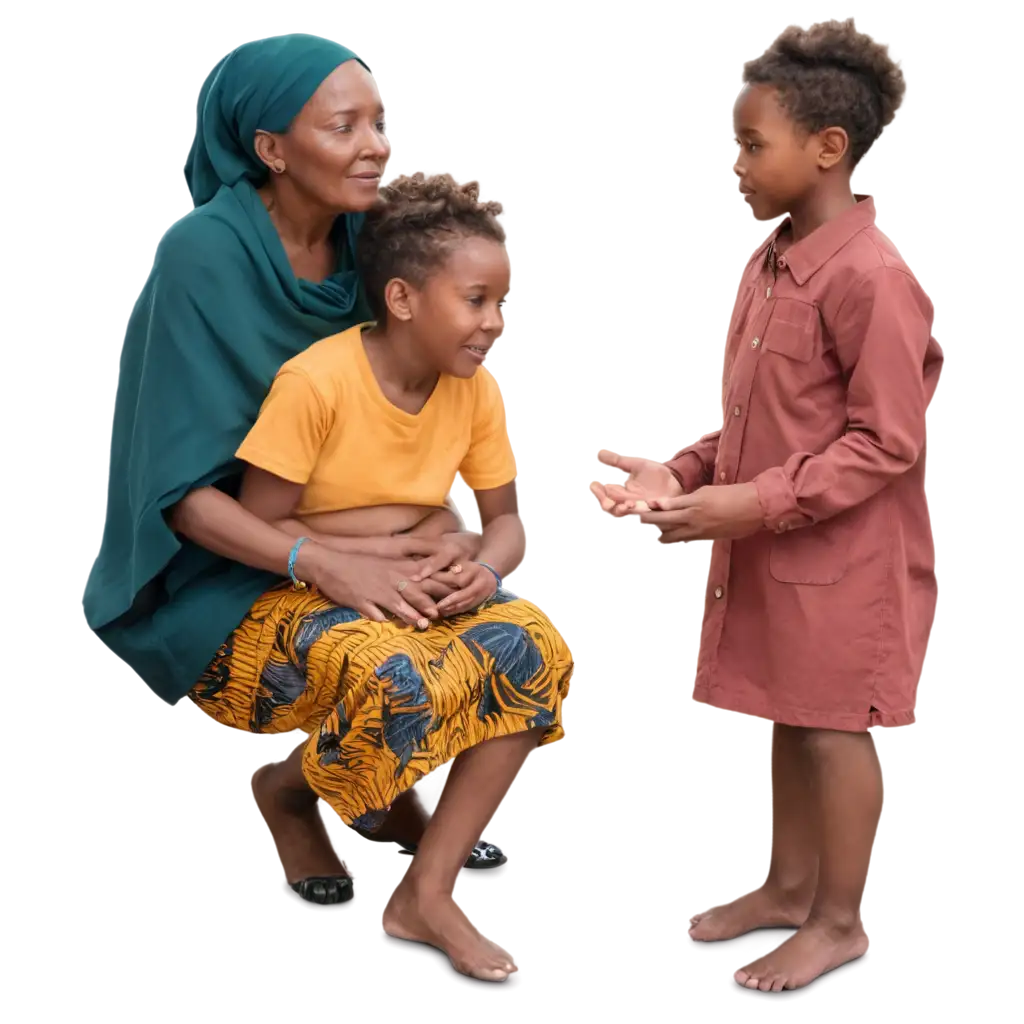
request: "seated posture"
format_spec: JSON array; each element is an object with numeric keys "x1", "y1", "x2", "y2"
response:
[{"x1": 197, "y1": 172, "x2": 572, "y2": 982}]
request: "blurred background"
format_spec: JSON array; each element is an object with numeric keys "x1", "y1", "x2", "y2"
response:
[{"x1": 2, "y1": 4, "x2": 1024, "y2": 1019}]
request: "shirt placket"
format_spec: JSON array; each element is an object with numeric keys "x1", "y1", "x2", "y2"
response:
[{"x1": 702, "y1": 262, "x2": 775, "y2": 684}]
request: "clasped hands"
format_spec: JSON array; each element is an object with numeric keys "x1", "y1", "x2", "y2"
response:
[
  {"x1": 590, "y1": 450, "x2": 764, "y2": 542},
  {"x1": 310, "y1": 531, "x2": 497, "y2": 629}
]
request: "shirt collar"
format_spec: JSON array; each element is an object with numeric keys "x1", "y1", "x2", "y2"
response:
[{"x1": 755, "y1": 196, "x2": 877, "y2": 285}]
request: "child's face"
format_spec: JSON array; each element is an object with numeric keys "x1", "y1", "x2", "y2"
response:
[
  {"x1": 407, "y1": 236, "x2": 511, "y2": 379},
  {"x1": 733, "y1": 84, "x2": 821, "y2": 221}
]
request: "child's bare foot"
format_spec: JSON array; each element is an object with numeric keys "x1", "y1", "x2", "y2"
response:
[
  {"x1": 689, "y1": 884, "x2": 813, "y2": 941},
  {"x1": 252, "y1": 763, "x2": 349, "y2": 884},
  {"x1": 383, "y1": 878, "x2": 517, "y2": 982},
  {"x1": 734, "y1": 919, "x2": 869, "y2": 992}
]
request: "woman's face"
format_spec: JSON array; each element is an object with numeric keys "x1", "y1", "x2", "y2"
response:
[{"x1": 265, "y1": 62, "x2": 391, "y2": 213}]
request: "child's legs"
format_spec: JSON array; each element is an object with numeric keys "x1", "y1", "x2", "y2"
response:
[
  {"x1": 383, "y1": 729, "x2": 543, "y2": 981},
  {"x1": 767, "y1": 723, "x2": 820, "y2": 895},
  {"x1": 405, "y1": 729, "x2": 542, "y2": 892},
  {"x1": 801, "y1": 728, "x2": 882, "y2": 924},
  {"x1": 689, "y1": 722, "x2": 818, "y2": 941},
  {"x1": 735, "y1": 727, "x2": 880, "y2": 992}
]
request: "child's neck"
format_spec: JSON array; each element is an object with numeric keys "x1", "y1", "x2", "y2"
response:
[
  {"x1": 362, "y1": 323, "x2": 440, "y2": 398},
  {"x1": 787, "y1": 176, "x2": 858, "y2": 242}
]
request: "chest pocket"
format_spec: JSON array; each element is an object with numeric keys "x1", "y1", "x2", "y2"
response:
[{"x1": 763, "y1": 298, "x2": 818, "y2": 363}]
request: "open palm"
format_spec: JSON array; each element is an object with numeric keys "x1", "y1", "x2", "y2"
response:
[{"x1": 590, "y1": 449, "x2": 683, "y2": 517}]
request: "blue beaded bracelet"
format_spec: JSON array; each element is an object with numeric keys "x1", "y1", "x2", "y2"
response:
[
  {"x1": 288, "y1": 536, "x2": 311, "y2": 590},
  {"x1": 478, "y1": 562, "x2": 502, "y2": 590}
]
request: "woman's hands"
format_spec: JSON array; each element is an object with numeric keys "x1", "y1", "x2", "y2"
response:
[
  {"x1": 300, "y1": 532, "x2": 498, "y2": 627},
  {"x1": 300, "y1": 547, "x2": 444, "y2": 627}
]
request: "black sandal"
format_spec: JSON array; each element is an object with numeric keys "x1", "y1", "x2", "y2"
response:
[
  {"x1": 284, "y1": 835, "x2": 507, "y2": 909},
  {"x1": 396, "y1": 840, "x2": 508, "y2": 870},
  {"x1": 289, "y1": 875, "x2": 354, "y2": 905}
]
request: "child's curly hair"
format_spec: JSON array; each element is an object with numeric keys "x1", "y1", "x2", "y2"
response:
[
  {"x1": 356, "y1": 173, "x2": 506, "y2": 320},
  {"x1": 744, "y1": 19, "x2": 905, "y2": 165}
]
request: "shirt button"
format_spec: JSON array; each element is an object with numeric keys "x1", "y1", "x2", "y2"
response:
[
  {"x1": 719, "y1": 471, "x2": 727, "y2": 481},
  {"x1": 752, "y1": 337, "x2": 760, "y2": 349},
  {"x1": 733, "y1": 406, "x2": 742, "y2": 417},
  {"x1": 714, "y1": 586, "x2": 724, "y2": 599},
  {"x1": 778, "y1": 257, "x2": 787, "y2": 269},
  {"x1": 766, "y1": 286, "x2": 772, "y2": 298}
]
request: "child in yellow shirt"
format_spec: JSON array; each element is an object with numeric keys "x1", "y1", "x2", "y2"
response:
[{"x1": 209, "y1": 174, "x2": 572, "y2": 984}]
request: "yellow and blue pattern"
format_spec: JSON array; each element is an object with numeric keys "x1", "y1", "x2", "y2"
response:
[{"x1": 191, "y1": 584, "x2": 572, "y2": 826}]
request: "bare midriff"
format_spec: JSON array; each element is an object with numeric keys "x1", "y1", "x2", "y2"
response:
[{"x1": 301, "y1": 503, "x2": 461, "y2": 539}]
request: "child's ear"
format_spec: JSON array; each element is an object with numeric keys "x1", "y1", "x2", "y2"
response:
[
  {"x1": 817, "y1": 126, "x2": 850, "y2": 170},
  {"x1": 384, "y1": 278, "x2": 415, "y2": 322}
]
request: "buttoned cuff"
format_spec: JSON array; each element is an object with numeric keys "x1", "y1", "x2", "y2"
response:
[
  {"x1": 665, "y1": 451, "x2": 707, "y2": 493},
  {"x1": 754, "y1": 466, "x2": 806, "y2": 533}
]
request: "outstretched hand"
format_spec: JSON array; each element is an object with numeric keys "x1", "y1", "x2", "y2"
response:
[
  {"x1": 590, "y1": 450, "x2": 684, "y2": 517},
  {"x1": 633, "y1": 483, "x2": 765, "y2": 543}
]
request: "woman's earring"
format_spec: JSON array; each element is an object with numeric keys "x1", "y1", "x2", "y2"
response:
[{"x1": 272, "y1": 160, "x2": 286, "y2": 174}]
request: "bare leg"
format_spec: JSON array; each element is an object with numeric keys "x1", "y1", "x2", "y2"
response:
[
  {"x1": 383, "y1": 729, "x2": 542, "y2": 982},
  {"x1": 735, "y1": 729, "x2": 880, "y2": 992},
  {"x1": 256, "y1": 753, "x2": 428, "y2": 880},
  {"x1": 690, "y1": 723, "x2": 818, "y2": 940}
]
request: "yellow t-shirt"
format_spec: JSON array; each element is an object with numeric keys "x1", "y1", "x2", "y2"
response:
[{"x1": 236, "y1": 325, "x2": 517, "y2": 515}]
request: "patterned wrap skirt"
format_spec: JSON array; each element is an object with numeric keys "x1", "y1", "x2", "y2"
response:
[{"x1": 190, "y1": 584, "x2": 573, "y2": 829}]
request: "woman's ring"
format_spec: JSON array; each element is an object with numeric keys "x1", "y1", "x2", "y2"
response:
[
  {"x1": 397, "y1": 579, "x2": 408, "y2": 592},
  {"x1": 451, "y1": 564, "x2": 463, "y2": 575}
]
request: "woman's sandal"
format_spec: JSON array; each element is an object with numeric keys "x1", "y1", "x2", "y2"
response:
[
  {"x1": 289, "y1": 875, "x2": 354, "y2": 905},
  {"x1": 289, "y1": 840, "x2": 506, "y2": 904},
  {"x1": 396, "y1": 839, "x2": 508, "y2": 869}
]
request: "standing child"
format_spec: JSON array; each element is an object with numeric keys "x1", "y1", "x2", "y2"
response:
[{"x1": 592, "y1": 20, "x2": 942, "y2": 991}]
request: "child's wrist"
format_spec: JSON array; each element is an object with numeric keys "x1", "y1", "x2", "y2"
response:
[{"x1": 476, "y1": 561, "x2": 503, "y2": 590}]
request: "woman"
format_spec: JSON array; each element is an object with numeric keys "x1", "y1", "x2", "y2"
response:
[{"x1": 84, "y1": 35, "x2": 570, "y2": 979}]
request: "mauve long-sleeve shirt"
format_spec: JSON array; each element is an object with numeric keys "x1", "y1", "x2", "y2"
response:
[{"x1": 668, "y1": 198, "x2": 942, "y2": 730}]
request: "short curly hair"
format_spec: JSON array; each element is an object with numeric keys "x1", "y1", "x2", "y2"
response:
[
  {"x1": 356, "y1": 173, "x2": 506, "y2": 321},
  {"x1": 744, "y1": 19, "x2": 905, "y2": 165}
]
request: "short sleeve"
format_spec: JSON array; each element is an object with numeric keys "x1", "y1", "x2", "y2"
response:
[
  {"x1": 235, "y1": 368, "x2": 333, "y2": 484},
  {"x1": 458, "y1": 368, "x2": 517, "y2": 490}
]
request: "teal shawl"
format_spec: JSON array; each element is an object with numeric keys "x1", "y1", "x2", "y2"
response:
[{"x1": 84, "y1": 35, "x2": 374, "y2": 703}]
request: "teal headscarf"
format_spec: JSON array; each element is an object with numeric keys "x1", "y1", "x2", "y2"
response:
[
  {"x1": 83, "y1": 35, "x2": 374, "y2": 704},
  {"x1": 185, "y1": 34, "x2": 369, "y2": 206}
]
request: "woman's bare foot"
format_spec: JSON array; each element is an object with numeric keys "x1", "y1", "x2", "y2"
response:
[
  {"x1": 734, "y1": 919, "x2": 869, "y2": 992},
  {"x1": 689, "y1": 883, "x2": 813, "y2": 941},
  {"x1": 383, "y1": 878, "x2": 517, "y2": 982},
  {"x1": 252, "y1": 763, "x2": 349, "y2": 883}
]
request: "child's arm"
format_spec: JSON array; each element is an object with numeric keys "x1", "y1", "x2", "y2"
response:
[
  {"x1": 430, "y1": 482, "x2": 523, "y2": 617},
  {"x1": 753, "y1": 267, "x2": 940, "y2": 531},
  {"x1": 472, "y1": 483, "x2": 525, "y2": 579},
  {"x1": 665, "y1": 431, "x2": 722, "y2": 493}
]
